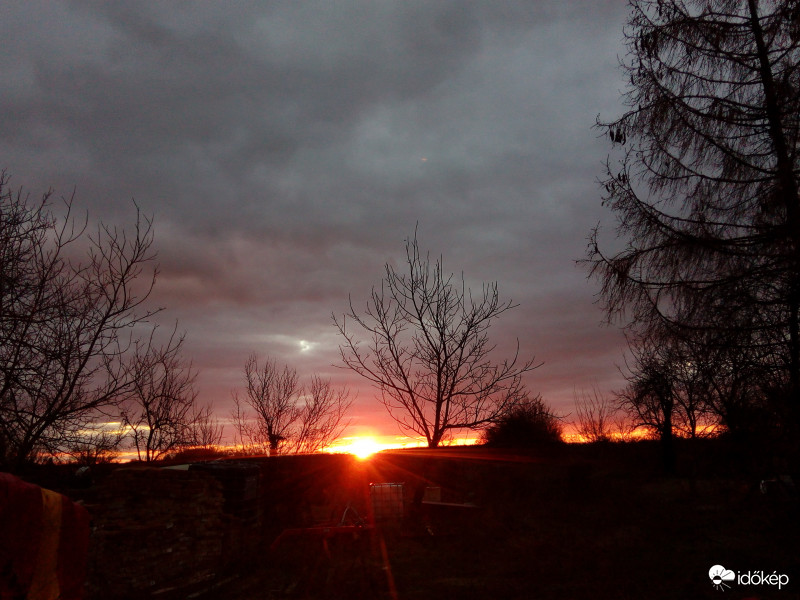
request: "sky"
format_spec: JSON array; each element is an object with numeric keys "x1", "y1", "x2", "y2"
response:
[{"x1": 0, "y1": 1, "x2": 632, "y2": 444}]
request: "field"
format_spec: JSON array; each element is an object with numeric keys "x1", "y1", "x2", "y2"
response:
[
  {"x1": 16, "y1": 440, "x2": 796, "y2": 599},
  {"x1": 211, "y1": 441, "x2": 798, "y2": 600}
]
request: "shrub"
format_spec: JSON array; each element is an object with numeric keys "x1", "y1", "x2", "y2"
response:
[{"x1": 482, "y1": 397, "x2": 563, "y2": 447}]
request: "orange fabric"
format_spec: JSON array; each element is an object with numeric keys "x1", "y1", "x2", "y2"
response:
[
  {"x1": 26, "y1": 488, "x2": 62, "y2": 600},
  {"x1": 0, "y1": 474, "x2": 89, "y2": 600},
  {"x1": 56, "y1": 493, "x2": 90, "y2": 600},
  {"x1": 0, "y1": 472, "x2": 43, "y2": 599}
]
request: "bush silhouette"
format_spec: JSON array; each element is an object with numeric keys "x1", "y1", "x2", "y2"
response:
[{"x1": 482, "y1": 397, "x2": 562, "y2": 447}]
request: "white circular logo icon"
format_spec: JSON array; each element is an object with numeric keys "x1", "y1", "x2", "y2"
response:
[{"x1": 709, "y1": 565, "x2": 735, "y2": 591}]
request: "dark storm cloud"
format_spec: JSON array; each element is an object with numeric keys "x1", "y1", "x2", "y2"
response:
[{"x1": 0, "y1": 1, "x2": 630, "y2": 429}]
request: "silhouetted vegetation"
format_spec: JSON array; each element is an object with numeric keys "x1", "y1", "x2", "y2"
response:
[
  {"x1": 587, "y1": 0, "x2": 800, "y2": 469},
  {"x1": 231, "y1": 354, "x2": 352, "y2": 455},
  {"x1": 0, "y1": 173, "x2": 160, "y2": 469},
  {"x1": 168, "y1": 446, "x2": 230, "y2": 463},
  {"x1": 573, "y1": 386, "x2": 618, "y2": 442},
  {"x1": 120, "y1": 328, "x2": 203, "y2": 462},
  {"x1": 336, "y1": 230, "x2": 539, "y2": 447},
  {"x1": 0, "y1": 172, "x2": 226, "y2": 470},
  {"x1": 481, "y1": 396, "x2": 562, "y2": 447}
]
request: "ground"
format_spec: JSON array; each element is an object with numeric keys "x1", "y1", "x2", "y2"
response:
[{"x1": 210, "y1": 442, "x2": 799, "y2": 600}]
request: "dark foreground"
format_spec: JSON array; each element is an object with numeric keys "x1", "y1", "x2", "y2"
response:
[
  {"x1": 20, "y1": 441, "x2": 799, "y2": 600},
  {"x1": 209, "y1": 442, "x2": 798, "y2": 600}
]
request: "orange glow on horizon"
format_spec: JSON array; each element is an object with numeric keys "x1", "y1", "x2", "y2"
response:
[
  {"x1": 323, "y1": 434, "x2": 481, "y2": 457},
  {"x1": 324, "y1": 435, "x2": 423, "y2": 457},
  {"x1": 335, "y1": 436, "x2": 384, "y2": 459},
  {"x1": 562, "y1": 422, "x2": 721, "y2": 443}
]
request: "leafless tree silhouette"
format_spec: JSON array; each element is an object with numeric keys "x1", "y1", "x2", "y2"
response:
[
  {"x1": 64, "y1": 422, "x2": 125, "y2": 466},
  {"x1": 232, "y1": 354, "x2": 351, "y2": 454},
  {"x1": 619, "y1": 336, "x2": 679, "y2": 472},
  {"x1": 289, "y1": 374, "x2": 352, "y2": 454},
  {"x1": 121, "y1": 329, "x2": 200, "y2": 462},
  {"x1": 188, "y1": 404, "x2": 225, "y2": 450},
  {"x1": 0, "y1": 173, "x2": 159, "y2": 468},
  {"x1": 232, "y1": 355, "x2": 300, "y2": 454},
  {"x1": 573, "y1": 386, "x2": 617, "y2": 442},
  {"x1": 335, "y1": 231, "x2": 538, "y2": 447},
  {"x1": 586, "y1": 0, "x2": 800, "y2": 436}
]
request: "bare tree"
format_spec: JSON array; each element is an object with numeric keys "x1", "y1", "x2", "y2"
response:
[
  {"x1": 689, "y1": 333, "x2": 776, "y2": 438},
  {"x1": 619, "y1": 335, "x2": 678, "y2": 473},
  {"x1": 335, "y1": 231, "x2": 538, "y2": 447},
  {"x1": 289, "y1": 374, "x2": 352, "y2": 454},
  {"x1": 188, "y1": 404, "x2": 225, "y2": 449},
  {"x1": 573, "y1": 386, "x2": 617, "y2": 442},
  {"x1": 586, "y1": 0, "x2": 800, "y2": 438},
  {"x1": 619, "y1": 330, "x2": 726, "y2": 461},
  {"x1": 612, "y1": 412, "x2": 639, "y2": 442},
  {"x1": 233, "y1": 354, "x2": 299, "y2": 454},
  {"x1": 0, "y1": 173, "x2": 159, "y2": 469},
  {"x1": 664, "y1": 339, "x2": 720, "y2": 438},
  {"x1": 232, "y1": 354, "x2": 351, "y2": 455},
  {"x1": 121, "y1": 330, "x2": 199, "y2": 463},
  {"x1": 64, "y1": 421, "x2": 125, "y2": 466},
  {"x1": 231, "y1": 395, "x2": 268, "y2": 456}
]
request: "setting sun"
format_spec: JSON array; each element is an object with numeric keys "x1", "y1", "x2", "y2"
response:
[
  {"x1": 343, "y1": 436, "x2": 383, "y2": 459},
  {"x1": 324, "y1": 435, "x2": 407, "y2": 459}
]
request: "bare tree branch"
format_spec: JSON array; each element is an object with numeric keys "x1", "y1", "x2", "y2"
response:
[
  {"x1": 573, "y1": 386, "x2": 618, "y2": 442},
  {"x1": 188, "y1": 404, "x2": 225, "y2": 450},
  {"x1": 289, "y1": 375, "x2": 352, "y2": 454},
  {"x1": 0, "y1": 173, "x2": 160, "y2": 468},
  {"x1": 585, "y1": 0, "x2": 800, "y2": 444},
  {"x1": 121, "y1": 328, "x2": 198, "y2": 463},
  {"x1": 335, "y1": 230, "x2": 539, "y2": 447},
  {"x1": 232, "y1": 354, "x2": 351, "y2": 455}
]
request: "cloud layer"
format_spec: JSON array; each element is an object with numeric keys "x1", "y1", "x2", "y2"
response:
[{"x1": 1, "y1": 1, "x2": 631, "y2": 439}]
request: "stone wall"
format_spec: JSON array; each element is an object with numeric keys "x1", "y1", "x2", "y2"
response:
[
  {"x1": 82, "y1": 454, "x2": 375, "y2": 598},
  {"x1": 85, "y1": 467, "x2": 226, "y2": 600}
]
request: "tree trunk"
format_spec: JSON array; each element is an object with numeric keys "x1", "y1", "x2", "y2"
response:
[
  {"x1": 661, "y1": 399, "x2": 676, "y2": 475},
  {"x1": 748, "y1": 0, "x2": 800, "y2": 408}
]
